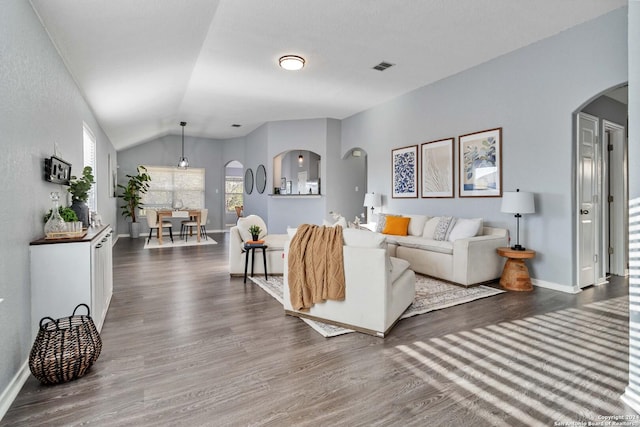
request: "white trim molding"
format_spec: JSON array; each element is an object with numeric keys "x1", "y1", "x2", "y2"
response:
[
  {"x1": 0, "y1": 360, "x2": 30, "y2": 420},
  {"x1": 531, "y1": 278, "x2": 582, "y2": 294}
]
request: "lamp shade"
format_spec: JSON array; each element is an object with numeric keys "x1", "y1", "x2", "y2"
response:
[
  {"x1": 501, "y1": 190, "x2": 535, "y2": 214},
  {"x1": 363, "y1": 193, "x2": 382, "y2": 208}
]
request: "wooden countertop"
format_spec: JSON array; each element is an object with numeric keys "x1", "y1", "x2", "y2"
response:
[{"x1": 30, "y1": 224, "x2": 111, "y2": 246}]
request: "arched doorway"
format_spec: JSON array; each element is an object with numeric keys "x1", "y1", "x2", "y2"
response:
[
  {"x1": 575, "y1": 84, "x2": 628, "y2": 288},
  {"x1": 224, "y1": 160, "x2": 244, "y2": 227}
]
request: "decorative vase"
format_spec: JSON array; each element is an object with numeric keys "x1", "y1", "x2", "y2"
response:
[
  {"x1": 44, "y1": 192, "x2": 67, "y2": 236},
  {"x1": 129, "y1": 222, "x2": 141, "y2": 239},
  {"x1": 71, "y1": 200, "x2": 90, "y2": 228}
]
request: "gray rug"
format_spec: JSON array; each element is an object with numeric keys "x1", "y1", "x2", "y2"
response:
[{"x1": 249, "y1": 274, "x2": 504, "y2": 337}]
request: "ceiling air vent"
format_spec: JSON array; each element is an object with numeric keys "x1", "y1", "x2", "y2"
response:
[{"x1": 372, "y1": 61, "x2": 395, "y2": 71}]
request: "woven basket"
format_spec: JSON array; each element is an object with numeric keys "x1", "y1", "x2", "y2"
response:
[{"x1": 29, "y1": 303, "x2": 102, "y2": 385}]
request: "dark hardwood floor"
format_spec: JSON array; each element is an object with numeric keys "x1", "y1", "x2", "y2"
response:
[{"x1": 2, "y1": 233, "x2": 634, "y2": 426}]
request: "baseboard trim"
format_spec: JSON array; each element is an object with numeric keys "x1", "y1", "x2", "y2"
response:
[
  {"x1": 531, "y1": 278, "x2": 581, "y2": 294},
  {"x1": 0, "y1": 360, "x2": 30, "y2": 421}
]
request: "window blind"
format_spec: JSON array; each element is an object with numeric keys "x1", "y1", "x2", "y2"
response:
[{"x1": 142, "y1": 166, "x2": 205, "y2": 209}]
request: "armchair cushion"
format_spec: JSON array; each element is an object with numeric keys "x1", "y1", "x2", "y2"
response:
[{"x1": 237, "y1": 215, "x2": 267, "y2": 241}]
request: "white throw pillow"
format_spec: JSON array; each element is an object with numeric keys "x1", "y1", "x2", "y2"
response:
[
  {"x1": 236, "y1": 215, "x2": 268, "y2": 241},
  {"x1": 322, "y1": 216, "x2": 348, "y2": 229},
  {"x1": 286, "y1": 227, "x2": 298, "y2": 239},
  {"x1": 405, "y1": 214, "x2": 429, "y2": 236},
  {"x1": 422, "y1": 216, "x2": 441, "y2": 238},
  {"x1": 448, "y1": 218, "x2": 483, "y2": 242}
]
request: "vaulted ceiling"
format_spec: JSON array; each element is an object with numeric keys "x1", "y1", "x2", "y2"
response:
[{"x1": 30, "y1": 0, "x2": 627, "y2": 150}]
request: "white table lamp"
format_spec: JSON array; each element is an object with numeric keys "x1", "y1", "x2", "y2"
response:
[
  {"x1": 363, "y1": 193, "x2": 382, "y2": 221},
  {"x1": 500, "y1": 189, "x2": 535, "y2": 250}
]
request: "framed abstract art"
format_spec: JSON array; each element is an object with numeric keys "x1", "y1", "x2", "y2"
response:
[
  {"x1": 459, "y1": 128, "x2": 502, "y2": 197},
  {"x1": 421, "y1": 138, "x2": 454, "y2": 198},
  {"x1": 391, "y1": 145, "x2": 418, "y2": 198}
]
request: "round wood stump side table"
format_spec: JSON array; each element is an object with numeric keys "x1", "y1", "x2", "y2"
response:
[{"x1": 496, "y1": 247, "x2": 536, "y2": 291}]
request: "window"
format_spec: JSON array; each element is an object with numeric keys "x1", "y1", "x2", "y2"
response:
[
  {"x1": 225, "y1": 161, "x2": 243, "y2": 212},
  {"x1": 83, "y1": 124, "x2": 97, "y2": 212},
  {"x1": 141, "y1": 166, "x2": 205, "y2": 210}
]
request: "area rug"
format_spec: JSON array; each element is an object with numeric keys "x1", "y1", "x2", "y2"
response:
[
  {"x1": 248, "y1": 274, "x2": 504, "y2": 337},
  {"x1": 143, "y1": 236, "x2": 217, "y2": 249}
]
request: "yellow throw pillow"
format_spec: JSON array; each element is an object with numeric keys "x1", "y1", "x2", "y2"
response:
[{"x1": 382, "y1": 216, "x2": 410, "y2": 236}]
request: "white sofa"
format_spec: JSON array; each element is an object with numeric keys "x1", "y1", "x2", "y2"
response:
[
  {"x1": 283, "y1": 229, "x2": 416, "y2": 337},
  {"x1": 229, "y1": 215, "x2": 288, "y2": 275},
  {"x1": 229, "y1": 213, "x2": 508, "y2": 287},
  {"x1": 379, "y1": 214, "x2": 508, "y2": 286}
]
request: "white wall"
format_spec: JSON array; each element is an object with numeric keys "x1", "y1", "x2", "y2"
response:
[
  {"x1": 341, "y1": 7, "x2": 628, "y2": 289},
  {"x1": 0, "y1": 0, "x2": 117, "y2": 408}
]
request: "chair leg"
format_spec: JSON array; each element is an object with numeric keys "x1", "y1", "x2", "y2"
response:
[
  {"x1": 169, "y1": 227, "x2": 174, "y2": 243},
  {"x1": 147, "y1": 227, "x2": 153, "y2": 244},
  {"x1": 201, "y1": 226, "x2": 207, "y2": 240}
]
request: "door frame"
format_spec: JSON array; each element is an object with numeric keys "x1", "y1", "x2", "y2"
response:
[{"x1": 602, "y1": 120, "x2": 628, "y2": 276}]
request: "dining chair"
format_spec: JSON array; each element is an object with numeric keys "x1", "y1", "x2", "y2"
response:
[
  {"x1": 146, "y1": 209, "x2": 174, "y2": 243},
  {"x1": 182, "y1": 208, "x2": 208, "y2": 241}
]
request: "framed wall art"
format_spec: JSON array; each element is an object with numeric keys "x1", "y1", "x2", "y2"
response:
[
  {"x1": 458, "y1": 127, "x2": 502, "y2": 197},
  {"x1": 391, "y1": 145, "x2": 418, "y2": 198},
  {"x1": 421, "y1": 138, "x2": 454, "y2": 198}
]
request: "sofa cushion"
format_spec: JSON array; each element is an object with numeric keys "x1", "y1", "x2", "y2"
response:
[
  {"x1": 389, "y1": 256, "x2": 411, "y2": 284},
  {"x1": 448, "y1": 218, "x2": 483, "y2": 242},
  {"x1": 375, "y1": 213, "x2": 401, "y2": 233},
  {"x1": 262, "y1": 233, "x2": 288, "y2": 251},
  {"x1": 343, "y1": 228, "x2": 386, "y2": 248},
  {"x1": 237, "y1": 215, "x2": 268, "y2": 241},
  {"x1": 389, "y1": 236, "x2": 454, "y2": 255},
  {"x1": 405, "y1": 214, "x2": 429, "y2": 236},
  {"x1": 382, "y1": 216, "x2": 410, "y2": 236},
  {"x1": 433, "y1": 216, "x2": 457, "y2": 241}
]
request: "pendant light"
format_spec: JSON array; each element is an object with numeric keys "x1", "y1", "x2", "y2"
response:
[
  {"x1": 177, "y1": 121, "x2": 189, "y2": 169},
  {"x1": 298, "y1": 151, "x2": 304, "y2": 167}
]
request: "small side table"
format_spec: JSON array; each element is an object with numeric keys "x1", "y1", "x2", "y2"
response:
[
  {"x1": 496, "y1": 247, "x2": 536, "y2": 291},
  {"x1": 244, "y1": 244, "x2": 268, "y2": 284}
]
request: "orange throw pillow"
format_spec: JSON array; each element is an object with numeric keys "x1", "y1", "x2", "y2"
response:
[{"x1": 382, "y1": 216, "x2": 410, "y2": 236}]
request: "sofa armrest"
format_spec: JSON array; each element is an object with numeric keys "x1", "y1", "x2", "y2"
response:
[{"x1": 452, "y1": 233, "x2": 508, "y2": 285}]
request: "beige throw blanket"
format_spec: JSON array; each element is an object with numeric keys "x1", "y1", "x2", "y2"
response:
[{"x1": 288, "y1": 224, "x2": 345, "y2": 311}]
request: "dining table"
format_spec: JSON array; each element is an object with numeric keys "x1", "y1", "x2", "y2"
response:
[{"x1": 156, "y1": 209, "x2": 202, "y2": 245}]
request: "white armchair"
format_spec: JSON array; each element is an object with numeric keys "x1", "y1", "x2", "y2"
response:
[
  {"x1": 228, "y1": 215, "x2": 289, "y2": 275},
  {"x1": 283, "y1": 228, "x2": 416, "y2": 338}
]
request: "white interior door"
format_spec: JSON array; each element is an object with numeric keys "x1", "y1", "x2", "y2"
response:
[{"x1": 577, "y1": 112, "x2": 600, "y2": 287}]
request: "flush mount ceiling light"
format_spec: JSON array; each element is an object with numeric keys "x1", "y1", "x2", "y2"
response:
[
  {"x1": 279, "y1": 55, "x2": 305, "y2": 71},
  {"x1": 177, "y1": 121, "x2": 189, "y2": 169}
]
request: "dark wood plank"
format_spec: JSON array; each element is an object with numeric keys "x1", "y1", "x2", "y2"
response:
[{"x1": 2, "y1": 233, "x2": 633, "y2": 426}]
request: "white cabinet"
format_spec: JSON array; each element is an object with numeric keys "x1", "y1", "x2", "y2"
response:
[{"x1": 30, "y1": 225, "x2": 113, "y2": 339}]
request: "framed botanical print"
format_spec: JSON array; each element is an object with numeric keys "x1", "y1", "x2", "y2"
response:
[
  {"x1": 391, "y1": 145, "x2": 418, "y2": 198},
  {"x1": 459, "y1": 128, "x2": 502, "y2": 197},
  {"x1": 421, "y1": 138, "x2": 454, "y2": 198}
]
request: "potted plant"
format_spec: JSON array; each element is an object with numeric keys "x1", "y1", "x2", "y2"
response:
[
  {"x1": 117, "y1": 165, "x2": 151, "y2": 238},
  {"x1": 249, "y1": 225, "x2": 262, "y2": 241},
  {"x1": 44, "y1": 206, "x2": 79, "y2": 223},
  {"x1": 67, "y1": 166, "x2": 94, "y2": 227}
]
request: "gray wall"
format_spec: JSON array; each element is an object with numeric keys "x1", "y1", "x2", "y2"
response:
[
  {"x1": 582, "y1": 94, "x2": 628, "y2": 126},
  {"x1": 0, "y1": 0, "x2": 117, "y2": 402},
  {"x1": 341, "y1": 7, "x2": 628, "y2": 290},
  {"x1": 116, "y1": 135, "x2": 245, "y2": 234}
]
